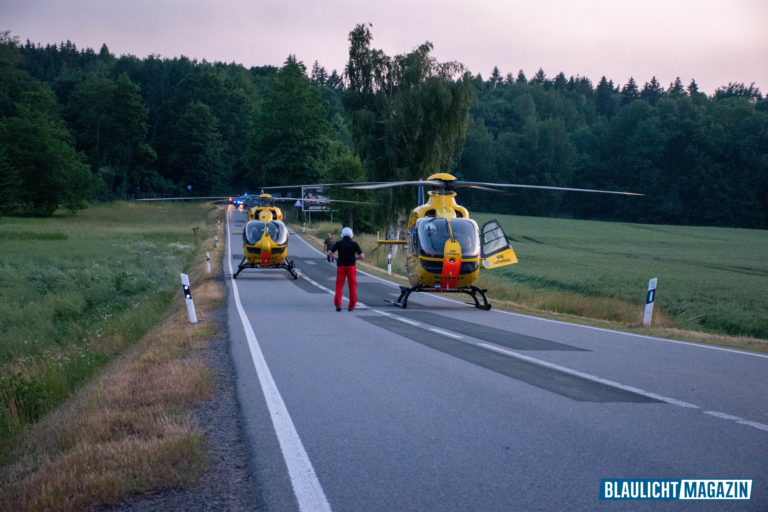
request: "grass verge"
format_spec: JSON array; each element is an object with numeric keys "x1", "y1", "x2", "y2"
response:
[{"x1": 0, "y1": 203, "x2": 227, "y2": 510}]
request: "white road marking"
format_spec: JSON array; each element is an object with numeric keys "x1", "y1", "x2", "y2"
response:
[
  {"x1": 301, "y1": 274, "x2": 333, "y2": 294},
  {"x1": 300, "y1": 268, "x2": 368, "y2": 309},
  {"x1": 227, "y1": 208, "x2": 332, "y2": 512},
  {"x1": 705, "y1": 411, "x2": 742, "y2": 421},
  {"x1": 429, "y1": 327, "x2": 464, "y2": 340},
  {"x1": 737, "y1": 420, "x2": 768, "y2": 432},
  {"x1": 395, "y1": 317, "x2": 420, "y2": 326}
]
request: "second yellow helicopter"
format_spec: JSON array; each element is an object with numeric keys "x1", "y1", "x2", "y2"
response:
[{"x1": 234, "y1": 194, "x2": 298, "y2": 279}]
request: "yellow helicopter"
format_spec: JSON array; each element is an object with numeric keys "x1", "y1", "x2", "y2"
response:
[
  {"x1": 350, "y1": 173, "x2": 642, "y2": 310},
  {"x1": 234, "y1": 193, "x2": 298, "y2": 279},
  {"x1": 233, "y1": 192, "x2": 372, "y2": 279}
]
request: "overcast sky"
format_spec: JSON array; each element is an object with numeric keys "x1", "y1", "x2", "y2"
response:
[{"x1": 3, "y1": 0, "x2": 767, "y2": 94}]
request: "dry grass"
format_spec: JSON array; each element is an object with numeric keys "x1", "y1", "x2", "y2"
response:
[{"x1": 0, "y1": 226, "x2": 227, "y2": 511}]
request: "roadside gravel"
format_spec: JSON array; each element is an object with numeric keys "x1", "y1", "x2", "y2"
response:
[{"x1": 106, "y1": 296, "x2": 260, "y2": 512}]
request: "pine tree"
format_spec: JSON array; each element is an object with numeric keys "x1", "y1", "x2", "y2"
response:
[
  {"x1": 310, "y1": 60, "x2": 328, "y2": 86},
  {"x1": 489, "y1": 66, "x2": 503, "y2": 88},
  {"x1": 668, "y1": 77, "x2": 685, "y2": 96},
  {"x1": 621, "y1": 77, "x2": 639, "y2": 105},
  {"x1": 596, "y1": 76, "x2": 617, "y2": 117},
  {"x1": 640, "y1": 76, "x2": 664, "y2": 105}
]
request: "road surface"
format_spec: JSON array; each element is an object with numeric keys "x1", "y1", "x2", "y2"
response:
[{"x1": 224, "y1": 206, "x2": 767, "y2": 511}]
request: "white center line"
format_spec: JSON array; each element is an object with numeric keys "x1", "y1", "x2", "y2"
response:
[
  {"x1": 429, "y1": 327, "x2": 464, "y2": 339},
  {"x1": 705, "y1": 411, "x2": 742, "y2": 421}
]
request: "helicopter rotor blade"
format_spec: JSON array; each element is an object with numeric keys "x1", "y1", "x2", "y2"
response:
[
  {"x1": 463, "y1": 185, "x2": 505, "y2": 192},
  {"x1": 135, "y1": 196, "x2": 232, "y2": 201},
  {"x1": 261, "y1": 197, "x2": 374, "y2": 204},
  {"x1": 347, "y1": 180, "x2": 444, "y2": 190},
  {"x1": 259, "y1": 182, "x2": 387, "y2": 190},
  {"x1": 453, "y1": 181, "x2": 644, "y2": 196}
]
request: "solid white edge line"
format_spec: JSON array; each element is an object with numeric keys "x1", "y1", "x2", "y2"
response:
[
  {"x1": 227, "y1": 207, "x2": 332, "y2": 512},
  {"x1": 292, "y1": 233, "x2": 768, "y2": 361}
]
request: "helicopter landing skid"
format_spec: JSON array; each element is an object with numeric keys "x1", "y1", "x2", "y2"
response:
[
  {"x1": 389, "y1": 284, "x2": 491, "y2": 310},
  {"x1": 233, "y1": 258, "x2": 299, "y2": 280}
]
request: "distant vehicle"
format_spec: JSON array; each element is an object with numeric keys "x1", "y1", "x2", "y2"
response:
[{"x1": 231, "y1": 192, "x2": 252, "y2": 208}]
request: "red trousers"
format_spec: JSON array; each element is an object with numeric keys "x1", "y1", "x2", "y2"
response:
[{"x1": 335, "y1": 265, "x2": 357, "y2": 310}]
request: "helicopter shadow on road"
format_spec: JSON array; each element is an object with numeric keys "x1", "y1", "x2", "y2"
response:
[
  {"x1": 227, "y1": 272, "x2": 292, "y2": 281},
  {"x1": 356, "y1": 280, "x2": 484, "y2": 312}
]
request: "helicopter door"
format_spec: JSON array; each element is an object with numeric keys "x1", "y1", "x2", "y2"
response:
[{"x1": 480, "y1": 220, "x2": 518, "y2": 269}]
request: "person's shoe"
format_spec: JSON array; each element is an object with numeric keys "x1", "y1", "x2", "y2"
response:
[
  {"x1": 336, "y1": 306, "x2": 341, "y2": 312},
  {"x1": 348, "y1": 307, "x2": 354, "y2": 312}
]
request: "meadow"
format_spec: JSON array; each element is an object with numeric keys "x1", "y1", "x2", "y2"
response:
[
  {"x1": 0, "y1": 201, "x2": 218, "y2": 443},
  {"x1": 307, "y1": 213, "x2": 768, "y2": 344}
]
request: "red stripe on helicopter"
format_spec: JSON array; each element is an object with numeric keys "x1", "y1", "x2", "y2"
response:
[
  {"x1": 261, "y1": 253, "x2": 271, "y2": 266},
  {"x1": 440, "y1": 257, "x2": 461, "y2": 289}
]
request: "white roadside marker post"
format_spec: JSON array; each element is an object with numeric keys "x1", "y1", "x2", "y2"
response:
[
  {"x1": 215, "y1": 235, "x2": 219, "y2": 248},
  {"x1": 206, "y1": 252, "x2": 211, "y2": 274},
  {"x1": 643, "y1": 278, "x2": 657, "y2": 327},
  {"x1": 387, "y1": 251, "x2": 392, "y2": 275},
  {"x1": 181, "y1": 273, "x2": 198, "y2": 324}
]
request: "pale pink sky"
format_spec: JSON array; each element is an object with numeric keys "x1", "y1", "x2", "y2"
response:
[{"x1": 2, "y1": 0, "x2": 766, "y2": 94}]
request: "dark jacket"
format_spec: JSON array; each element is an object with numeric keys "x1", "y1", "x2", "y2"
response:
[{"x1": 330, "y1": 238, "x2": 362, "y2": 266}]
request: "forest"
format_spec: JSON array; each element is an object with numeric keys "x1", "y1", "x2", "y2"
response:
[{"x1": 1, "y1": 25, "x2": 766, "y2": 228}]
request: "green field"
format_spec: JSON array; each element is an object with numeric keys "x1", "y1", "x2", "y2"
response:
[
  {"x1": 471, "y1": 213, "x2": 768, "y2": 339},
  {"x1": 0, "y1": 202, "x2": 217, "y2": 441}
]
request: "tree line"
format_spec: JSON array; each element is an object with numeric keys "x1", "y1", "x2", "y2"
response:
[{"x1": 0, "y1": 27, "x2": 766, "y2": 228}]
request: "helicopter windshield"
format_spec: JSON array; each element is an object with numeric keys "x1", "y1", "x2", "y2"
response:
[
  {"x1": 266, "y1": 220, "x2": 289, "y2": 245},
  {"x1": 416, "y1": 218, "x2": 479, "y2": 258},
  {"x1": 244, "y1": 220, "x2": 266, "y2": 245},
  {"x1": 244, "y1": 220, "x2": 288, "y2": 245}
]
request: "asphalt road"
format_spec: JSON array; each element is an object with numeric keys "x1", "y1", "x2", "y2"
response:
[{"x1": 224, "y1": 206, "x2": 768, "y2": 511}]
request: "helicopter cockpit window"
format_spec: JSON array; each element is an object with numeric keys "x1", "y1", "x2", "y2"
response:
[
  {"x1": 416, "y1": 218, "x2": 479, "y2": 258},
  {"x1": 244, "y1": 221, "x2": 266, "y2": 245},
  {"x1": 266, "y1": 220, "x2": 289, "y2": 245}
]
